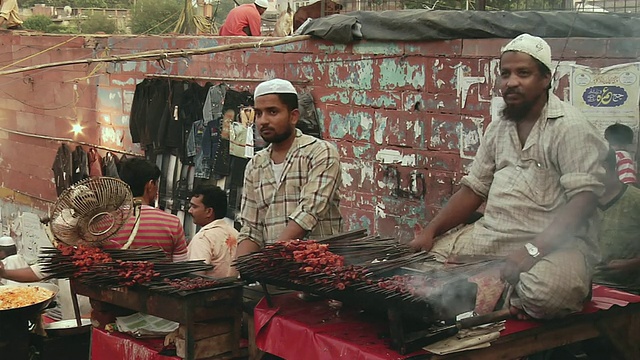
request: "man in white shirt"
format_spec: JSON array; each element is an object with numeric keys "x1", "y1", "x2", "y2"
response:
[
  {"x1": 0, "y1": 236, "x2": 29, "y2": 285},
  {"x1": 187, "y1": 185, "x2": 239, "y2": 278}
]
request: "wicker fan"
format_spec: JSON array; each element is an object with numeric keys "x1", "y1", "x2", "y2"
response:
[{"x1": 50, "y1": 177, "x2": 134, "y2": 247}]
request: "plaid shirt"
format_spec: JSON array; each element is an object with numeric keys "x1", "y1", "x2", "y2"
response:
[
  {"x1": 238, "y1": 129, "x2": 343, "y2": 248},
  {"x1": 459, "y1": 93, "x2": 608, "y2": 266}
]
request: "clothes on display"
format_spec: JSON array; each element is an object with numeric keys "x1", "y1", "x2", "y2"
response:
[
  {"x1": 127, "y1": 77, "x2": 322, "y2": 228},
  {"x1": 71, "y1": 145, "x2": 89, "y2": 184},
  {"x1": 52, "y1": 143, "x2": 74, "y2": 196}
]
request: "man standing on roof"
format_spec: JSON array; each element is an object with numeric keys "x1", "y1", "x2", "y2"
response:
[
  {"x1": 0, "y1": 0, "x2": 23, "y2": 30},
  {"x1": 219, "y1": 0, "x2": 268, "y2": 36}
]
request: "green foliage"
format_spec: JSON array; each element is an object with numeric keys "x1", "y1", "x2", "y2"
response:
[
  {"x1": 22, "y1": 15, "x2": 55, "y2": 32},
  {"x1": 80, "y1": 13, "x2": 118, "y2": 33},
  {"x1": 130, "y1": 0, "x2": 183, "y2": 34}
]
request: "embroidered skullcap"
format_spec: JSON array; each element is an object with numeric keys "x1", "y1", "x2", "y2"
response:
[
  {"x1": 501, "y1": 33, "x2": 552, "y2": 72},
  {"x1": 254, "y1": 79, "x2": 297, "y2": 98},
  {"x1": 254, "y1": 0, "x2": 269, "y2": 9},
  {"x1": 0, "y1": 236, "x2": 15, "y2": 247}
]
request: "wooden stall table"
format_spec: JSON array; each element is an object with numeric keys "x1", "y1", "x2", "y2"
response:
[
  {"x1": 253, "y1": 285, "x2": 640, "y2": 360},
  {"x1": 72, "y1": 280, "x2": 244, "y2": 360}
]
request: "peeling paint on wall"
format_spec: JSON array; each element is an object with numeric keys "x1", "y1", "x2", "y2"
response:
[
  {"x1": 328, "y1": 110, "x2": 373, "y2": 141},
  {"x1": 458, "y1": 116, "x2": 484, "y2": 160},
  {"x1": 101, "y1": 127, "x2": 124, "y2": 147},
  {"x1": 374, "y1": 114, "x2": 387, "y2": 144},
  {"x1": 455, "y1": 64, "x2": 485, "y2": 108},
  {"x1": 379, "y1": 59, "x2": 425, "y2": 90},
  {"x1": 375, "y1": 202, "x2": 387, "y2": 219},
  {"x1": 375, "y1": 149, "x2": 416, "y2": 167},
  {"x1": 353, "y1": 42, "x2": 402, "y2": 55},
  {"x1": 326, "y1": 58, "x2": 374, "y2": 90}
]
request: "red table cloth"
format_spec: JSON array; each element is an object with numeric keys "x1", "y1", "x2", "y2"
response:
[
  {"x1": 91, "y1": 328, "x2": 179, "y2": 360},
  {"x1": 254, "y1": 285, "x2": 640, "y2": 360}
]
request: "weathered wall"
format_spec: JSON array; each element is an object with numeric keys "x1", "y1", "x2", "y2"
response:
[{"x1": 0, "y1": 33, "x2": 638, "y2": 242}]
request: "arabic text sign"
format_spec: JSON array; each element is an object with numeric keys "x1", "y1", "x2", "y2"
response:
[{"x1": 571, "y1": 63, "x2": 640, "y2": 138}]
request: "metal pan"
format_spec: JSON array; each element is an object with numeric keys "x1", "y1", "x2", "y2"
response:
[
  {"x1": 45, "y1": 318, "x2": 92, "y2": 336},
  {"x1": 0, "y1": 282, "x2": 59, "y2": 319}
]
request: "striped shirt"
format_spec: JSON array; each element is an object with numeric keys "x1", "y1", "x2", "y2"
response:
[
  {"x1": 615, "y1": 150, "x2": 637, "y2": 185},
  {"x1": 239, "y1": 129, "x2": 343, "y2": 248},
  {"x1": 103, "y1": 205, "x2": 188, "y2": 260}
]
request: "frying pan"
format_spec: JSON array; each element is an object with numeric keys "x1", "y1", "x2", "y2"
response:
[
  {"x1": 45, "y1": 318, "x2": 92, "y2": 336},
  {"x1": 0, "y1": 282, "x2": 59, "y2": 319}
]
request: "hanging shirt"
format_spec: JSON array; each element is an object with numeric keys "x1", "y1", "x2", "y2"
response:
[{"x1": 219, "y1": 4, "x2": 262, "y2": 36}]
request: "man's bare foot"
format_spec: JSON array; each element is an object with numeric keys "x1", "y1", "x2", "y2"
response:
[{"x1": 509, "y1": 306, "x2": 532, "y2": 320}]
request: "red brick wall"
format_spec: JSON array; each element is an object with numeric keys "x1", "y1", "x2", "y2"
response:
[{"x1": 0, "y1": 34, "x2": 638, "y2": 241}]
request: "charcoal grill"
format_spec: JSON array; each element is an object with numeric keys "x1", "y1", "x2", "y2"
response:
[{"x1": 234, "y1": 231, "x2": 496, "y2": 354}]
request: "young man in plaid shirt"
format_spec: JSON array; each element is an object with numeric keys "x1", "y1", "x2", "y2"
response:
[{"x1": 237, "y1": 79, "x2": 343, "y2": 256}]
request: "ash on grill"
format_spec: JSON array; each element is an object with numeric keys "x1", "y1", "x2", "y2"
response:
[{"x1": 234, "y1": 230, "x2": 502, "y2": 354}]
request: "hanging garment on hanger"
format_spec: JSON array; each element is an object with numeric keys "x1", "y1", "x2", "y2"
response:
[
  {"x1": 179, "y1": 82, "x2": 209, "y2": 164},
  {"x1": 297, "y1": 92, "x2": 323, "y2": 139},
  {"x1": 129, "y1": 79, "x2": 152, "y2": 145},
  {"x1": 102, "y1": 152, "x2": 120, "y2": 178},
  {"x1": 201, "y1": 119, "x2": 221, "y2": 179},
  {"x1": 88, "y1": 147, "x2": 103, "y2": 177},
  {"x1": 163, "y1": 80, "x2": 188, "y2": 150},
  {"x1": 52, "y1": 143, "x2": 73, "y2": 196},
  {"x1": 148, "y1": 79, "x2": 171, "y2": 152},
  {"x1": 203, "y1": 84, "x2": 227, "y2": 125},
  {"x1": 71, "y1": 145, "x2": 89, "y2": 184},
  {"x1": 187, "y1": 120, "x2": 209, "y2": 179}
]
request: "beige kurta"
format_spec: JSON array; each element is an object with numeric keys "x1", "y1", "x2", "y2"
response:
[{"x1": 431, "y1": 94, "x2": 609, "y2": 319}]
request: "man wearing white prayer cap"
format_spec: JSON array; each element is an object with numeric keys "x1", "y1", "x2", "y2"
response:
[
  {"x1": 219, "y1": 0, "x2": 268, "y2": 36},
  {"x1": 410, "y1": 34, "x2": 608, "y2": 320},
  {"x1": 237, "y1": 79, "x2": 343, "y2": 256}
]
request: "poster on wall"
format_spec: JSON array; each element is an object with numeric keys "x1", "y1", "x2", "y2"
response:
[{"x1": 570, "y1": 62, "x2": 640, "y2": 139}]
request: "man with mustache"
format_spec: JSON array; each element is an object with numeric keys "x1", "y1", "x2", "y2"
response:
[
  {"x1": 410, "y1": 34, "x2": 608, "y2": 320},
  {"x1": 236, "y1": 79, "x2": 342, "y2": 256}
]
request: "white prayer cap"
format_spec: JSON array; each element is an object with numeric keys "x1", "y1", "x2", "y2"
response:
[
  {"x1": 254, "y1": 0, "x2": 269, "y2": 9},
  {"x1": 501, "y1": 33, "x2": 552, "y2": 72},
  {"x1": 0, "y1": 236, "x2": 15, "y2": 247},
  {"x1": 254, "y1": 79, "x2": 297, "y2": 98}
]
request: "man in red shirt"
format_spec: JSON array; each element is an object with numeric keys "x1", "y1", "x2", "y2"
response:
[{"x1": 219, "y1": 0, "x2": 268, "y2": 36}]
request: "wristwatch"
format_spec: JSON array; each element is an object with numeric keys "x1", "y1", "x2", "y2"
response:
[{"x1": 524, "y1": 243, "x2": 540, "y2": 258}]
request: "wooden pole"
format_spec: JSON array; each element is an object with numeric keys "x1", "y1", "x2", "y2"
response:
[{"x1": 0, "y1": 35, "x2": 312, "y2": 76}]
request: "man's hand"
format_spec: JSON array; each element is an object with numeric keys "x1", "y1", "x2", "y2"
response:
[
  {"x1": 501, "y1": 246, "x2": 538, "y2": 285},
  {"x1": 0, "y1": 261, "x2": 5, "y2": 278},
  {"x1": 408, "y1": 224, "x2": 437, "y2": 252},
  {"x1": 596, "y1": 258, "x2": 640, "y2": 274}
]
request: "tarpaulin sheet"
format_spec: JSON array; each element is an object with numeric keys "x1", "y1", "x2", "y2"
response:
[
  {"x1": 91, "y1": 327, "x2": 178, "y2": 360},
  {"x1": 254, "y1": 285, "x2": 640, "y2": 359},
  {"x1": 299, "y1": 10, "x2": 640, "y2": 43}
]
